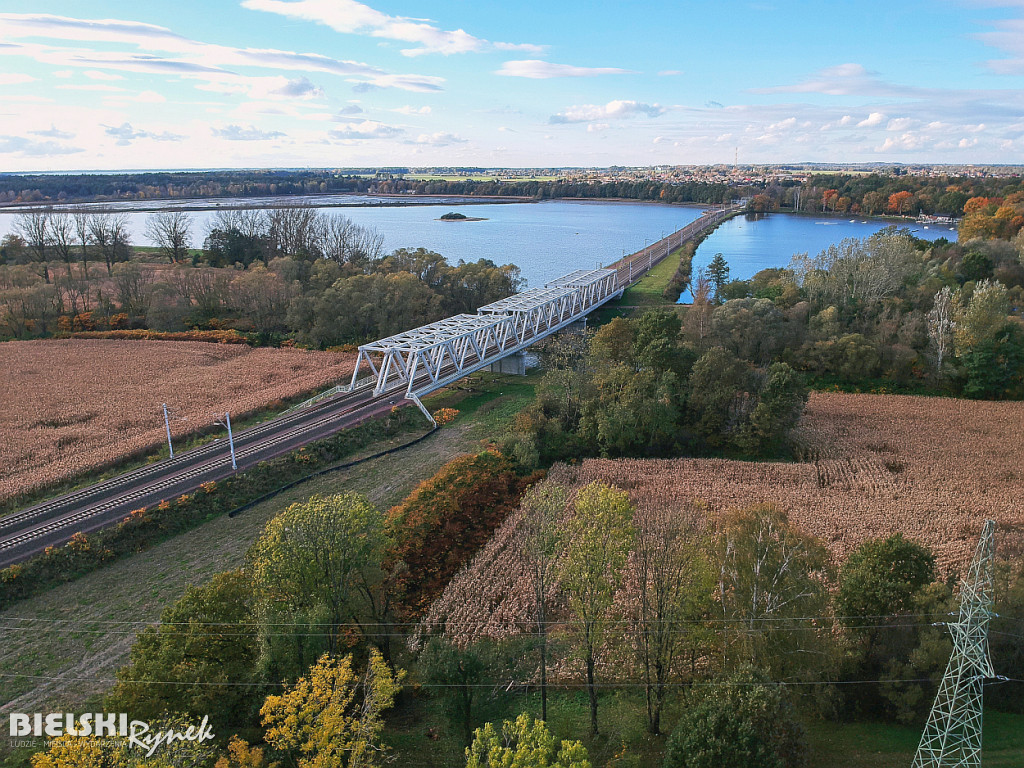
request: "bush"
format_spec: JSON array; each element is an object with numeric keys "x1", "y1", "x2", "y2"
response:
[
  {"x1": 664, "y1": 669, "x2": 807, "y2": 768},
  {"x1": 386, "y1": 450, "x2": 541, "y2": 615}
]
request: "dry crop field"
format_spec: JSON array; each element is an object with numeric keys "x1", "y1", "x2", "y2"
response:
[
  {"x1": 421, "y1": 392, "x2": 1024, "y2": 643},
  {"x1": 0, "y1": 339, "x2": 354, "y2": 504}
]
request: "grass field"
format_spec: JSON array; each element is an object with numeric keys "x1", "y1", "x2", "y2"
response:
[{"x1": 0, "y1": 370, "x2": 537, "y2": 763}]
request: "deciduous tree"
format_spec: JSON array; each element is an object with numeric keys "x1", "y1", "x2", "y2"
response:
[
  {"x1": 557, "y1": 482, "x2": 636, "y2": 735},
  {"x1": 261, "y1": 650, "x2": 402, "y2": 768}
]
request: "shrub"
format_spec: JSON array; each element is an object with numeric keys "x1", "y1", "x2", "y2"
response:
[
  {"x1": 387, "y1": 450, "x2": 540, "y2": 615},
  {"x1": 664, "y1": 668, "x2": 808, "y2": 768}
]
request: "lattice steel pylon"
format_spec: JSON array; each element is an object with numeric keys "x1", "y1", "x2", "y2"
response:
[{"x1": 912, "y1": 519, "x2": 996, "y2": 768}]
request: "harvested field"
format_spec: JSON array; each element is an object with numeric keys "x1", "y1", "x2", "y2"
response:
[
  {"x1": 0, "y1": 339, "x2": 354, "y2": 503},
  {"x1": 422, "y1": 392, "x2": 1024, "y2": 644}
]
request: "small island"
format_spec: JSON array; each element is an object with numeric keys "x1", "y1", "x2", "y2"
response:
[{"x1": 439, "y1": 211, "x2": 487, "y2": 221}]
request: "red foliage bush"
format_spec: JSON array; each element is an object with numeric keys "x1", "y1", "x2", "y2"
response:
[{"x1": 386, "y1": 449, "x2": 541, "y2": 616}]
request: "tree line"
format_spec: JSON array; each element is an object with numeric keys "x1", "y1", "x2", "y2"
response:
[
  {"x1": 0, "y1": 206, "x2": 522, "y2": 345},
  {"x1": 687, "y1": 227, "x2": 1023, "y2": 400},
  {"x1": 32, "y1": 477, "x2": 1020, "y2": 768},
  {"x1": 748, "y1": 172, "x2": 1024, "y2": 218}
]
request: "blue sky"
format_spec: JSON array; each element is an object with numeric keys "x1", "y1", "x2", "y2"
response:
[{"x1": 1, "y1": 0, "x2": 1024, "y2": 170}]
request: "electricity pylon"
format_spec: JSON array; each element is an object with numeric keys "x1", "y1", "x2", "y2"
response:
[{"x1": 912, "y1": 519, "x2": 996, "y2": 768}]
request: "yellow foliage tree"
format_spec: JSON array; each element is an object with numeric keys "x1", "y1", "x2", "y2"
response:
[{"x1": 260, "y1": 650, "x2": 404, "y2": 768}]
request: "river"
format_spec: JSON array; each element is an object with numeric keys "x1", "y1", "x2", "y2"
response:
[{"x1": 0, "y1": 199, "x2": 956, "y2": 291}]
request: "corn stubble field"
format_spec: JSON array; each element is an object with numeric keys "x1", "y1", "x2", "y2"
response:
[
  {"x1": 423, "y1": 392, "x2": 1024, "y2": 643},
  {"x1": 0, "y1": 339, "x2": 354, "y2": 504}
]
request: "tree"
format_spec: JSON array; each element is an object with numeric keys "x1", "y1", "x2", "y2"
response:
[
  {"x1": 465, "y1": 714, "x2": 591, "y2": 768},
  {"x1": 663, "y1": 668, "x2": 808, "y2": 768},
  {"x1": 926, "y1": 286, "x2": 955, "y2": 375},
  {"x1": 247, "y1": 493, "x2": 389, "y2": 677},
  {"x1": 687, "y1": 347, "x2": 753, "y2": 450},
  {"x1": 735, "y1": 363, "x2": 808, "y2": 456},
  {"x1": 960, "y1": 322, "x2": 1024, "y2": 399},
  {"x1": 953, "y1": 278, "x2": 1010, "y2": 355},
  {"x1": 837, "y1": 534, "x2": 935, "y2": 628},
  {"x1": 145, "y1": 211, "x2": 193, "y2": 263},
  {"x1": 629, "y1": 504, "x2": 715, "y2": 734},
  {"x1": 707, "y1": 253, "x2": 730, "y2": 303},
  {"x1": 684, "y1": 269, "x2": 714, "y2": 343},
  {"x1": 111, "y1": 261, "x2": 154, "y2": 319},
  {"x1": 557, "y1": 482, "x2": 636, "y2": 735},
  {"x1": 16, "y1": 210, "x2": 51, "y2": 283},
  {"x1": 519, "y1": 482, "x2": 569, "y2": 721},
  {"x1": 31, "y1": 715, "x2": 219, "y2": 768},
  {"x1": 215, "y1": 736, "x2": 280, "y2": 768},
  {"x1": 261, "y1": 650, "x2": 403, "y2": 768},
  {"x1": 419, "y1": 637, "x2": 527, "y2": 748},
  {"x1": 107, "y1": 570, "x2": 259, "y2": 729},
  {"x1": 48, "y1": 212, "x2": 76, "y2": 279},
  {"x1": 887, "y1": 190, "x2": 914, "y2": 215},
  {"x1": 717, "y1": 505, "x2": 830, "y2": 679},
  {"x1": 89, "y1": 212, "x2": 132, "y2": 274}
]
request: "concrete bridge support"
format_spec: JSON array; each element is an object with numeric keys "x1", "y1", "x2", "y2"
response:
[{"x1": 488, "y1": 351, "x2": 527, "y2": 375}]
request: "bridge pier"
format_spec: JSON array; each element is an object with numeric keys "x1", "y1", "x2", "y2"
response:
[{"x1": 488, "y1": 350, "x2": 527, "y2": 375}]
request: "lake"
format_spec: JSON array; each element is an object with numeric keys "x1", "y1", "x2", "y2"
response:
[
  {"x1": 684, "y1": 212, "x2": 957, "y2": 301},
  {"x1": 0, "y1": 199, "x2": 956, "y2": 291}
]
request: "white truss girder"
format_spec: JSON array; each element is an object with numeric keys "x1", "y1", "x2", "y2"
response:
[{"x1": 350, "y1": 268, "x2": 620, "y2": 399}]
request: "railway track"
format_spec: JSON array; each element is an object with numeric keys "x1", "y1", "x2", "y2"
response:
[
  {"x1": 0, "y1": 207, "x2": 740, "y2": 568},
  {"x1": 0, "y1": 383, "x2": 398, "y2": 567}
]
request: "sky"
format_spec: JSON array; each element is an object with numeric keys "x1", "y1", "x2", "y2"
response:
[{"x1": 1, "y1": 0, "x2": 1024, "y2": 171}]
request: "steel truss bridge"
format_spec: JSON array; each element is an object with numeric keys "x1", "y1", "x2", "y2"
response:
[{"x1": 349, "y1": 268, "x2": 620, "y2": 420}]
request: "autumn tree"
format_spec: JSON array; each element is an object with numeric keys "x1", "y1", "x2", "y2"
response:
[
  {"x1": 465, "y1": 714, "x2": 591, "y2": 768},
  {"x1": 557, "y1": 482, "x2": 636, "y2": 735},
  {"x1": 31, "y1": 715, "x2": 219, "y2": 768},
  {"x1": 518, "y1": 482, "x2": 569, "y2": 721},
  {"x1": 628, "y1": 503, "x2": 715, "y2": 734},
  {"x1": 887, "y1": 190, "x2": 914, "y2": 215},
  {"x1": 248, "y1": 493, "x2": 389, "y2": 679},
  {"x1": 718, "y1": 505, "x2": 831, "y2": 680},
  {"x1": 261, "y1": 650, "x2": 403, "y2": 768}
]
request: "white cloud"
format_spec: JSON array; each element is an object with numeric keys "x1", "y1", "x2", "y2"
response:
[
  {"x1": 241, "y1": 0, "x2": 541, "y2": 57},
  {"x1": 550, "y1": 100, "x2": 665, "y2": 123},
  {"x1": 0, "y1": 73, "x2": 35, "y2": 85},
  {"x1": 412, "y1": 131, "x2": 467, "y2": 146},
  {"x1": 271, "y1": 76, "x2": 323, "y2": 99},
  {"x1": 858, "y1": 112, "x2": 886, "y2": 127},
  {"x1": 104, "y1": 122, "x2": 184, "y2": 145},
  {"x1": 393, "y1": 105, "x2": 431, "y2": 115},
  {"x1": 51, "y1": 69, "x2": 72, "y2": 78},
  {"x1": 0, "y1": 135, "x2": 83, "y2": 155},
  {"x1": 886, "y1": 117, "x2": 914, "y2": 131},
  {"x1": 328, "y1": 120, "x2": 403, "y2": 139},
  {"x1": 212, "y1": 124, "x2": 286, "y2": 141},
  {"x1": 137, "y1": 90, "x2": 166, "y2": 103},
  {"x1": 0, "y1": 13, "x2": 445, "y2": 93},
  {"x1": 586, "y1": 123, "x2": 609, "y2": 132},
  {"x1": 496, "y1": 60, "x2": 633, "y2": 79},
  {"x1": 29, "y1": 125, "x2": 74, "y2": 139}
]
